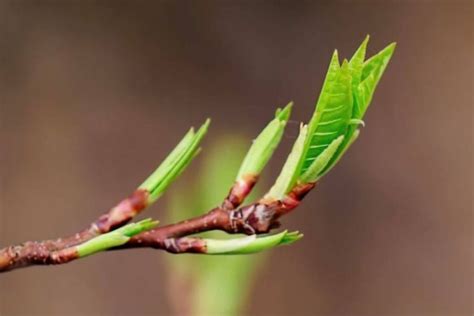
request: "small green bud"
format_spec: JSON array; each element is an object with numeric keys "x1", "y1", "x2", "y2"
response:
[
  {"x1": 77, "y1": 218, "x2": 159, "y2": 258},
  {"x1": 265, "y1": 124, "x2": 308, "y2": 200},
  {"x1": 236, "y1": 102, "x2": 292, "y2": 182},
  {"x1": 205, "y1": 230, "x2": 303, "y2": 255},
  {"x1": 139, "y1": 119, "x2": 210, "y2": 203}
]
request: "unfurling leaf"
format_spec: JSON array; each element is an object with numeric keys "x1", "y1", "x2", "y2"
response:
[
  {"x1": 321, "y1": 41, "x2": 395, "y2": 175},
  {"x1": 77, "y1": 218, "x2": 159, "y2": 257},
  {"x1": 357, "y1": 42, "x2": 396, "y2": 119},
  {"x1": 299, "y1": 135, "x2": 345, "y2": 183},
  {"x1": 318, "y1": 129, "x2": 360, "y2": 178},
  {"x1": 205, "y1": 230, "x2": 303, "y2": 255},
  {"x1": 267, "y1": 36, "x2": 395, "y2": 197},
  {"x1": 236, "y1": 102, "x2": 292, "y2": 182},
  {"x1": 265, "y1": 124, "x2": 308, "y2": 200},
  {"x1": 139, "y1": 119, "x2": 210, "y2": 203},
  {"x1": 301, "y1": 58, "x2": 353, "y2": 174}
]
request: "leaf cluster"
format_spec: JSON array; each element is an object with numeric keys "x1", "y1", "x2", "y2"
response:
[{"x1": 266, "y1": 36, "x2": 395, "y2": 199}]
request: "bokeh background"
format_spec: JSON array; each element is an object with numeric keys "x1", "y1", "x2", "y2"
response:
[{"x1": 0, "y1": 1, "x2": 472, "y2": 315}]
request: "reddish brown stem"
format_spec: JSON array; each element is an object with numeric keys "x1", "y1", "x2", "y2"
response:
[
  {"x1": 120, "y1": 183, "x2": 316, "y2": 250},
  {"x1": 0, "y1": 182, "x2": 315, "y2": 273},
  {"x1": 0, "y1": 189, "x2": 149, "y2": 272},
  {"x1": 221, "y1": 175, "x2": 258, "y2": 210}
]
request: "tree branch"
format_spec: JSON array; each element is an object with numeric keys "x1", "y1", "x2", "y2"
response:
[
  {"x1": 0, "y1": 177, "x2": 264, "y2": 273},
  {"x1": 0, "y1": 181, "x2": 312, "y2": 272},
  {"x1": 0, "y1": 37, "x2": 395, "y2": 273}
]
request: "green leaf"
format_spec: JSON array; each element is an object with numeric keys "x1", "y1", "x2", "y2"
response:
[
  {"x1": 279, "y1": 231, "x2": 304, "y2": 245},
  {"x1": 301, "y1": 57, "x2": 354, "y2": 174},
  {"x1": 205, "y1": 235, "x2": 256, "y2": 254},
  {"x1": 263, "y1": 38, "x2": 395, "y2": 191},
  {"x1": 349, "y1": 35, "x2": 369, "y2": 92},
  {"x1": 139, "y1": 129, "x2": 195, "y2": 192},
  {"x1": 346, "y1": 35, "x2": 369, "y2": 139},
  {"x1": 319, "y1": 42, "x2": 395, "y2": 177},
  {"x1": 77, "y1": 218, "x2": 159, "y2": 257},
  {"x1": 265, "y1": 124, "x2": 308, "y2": 200},
  {"x1": 235, "y1": 230, "x2": 302, "y2": 254},
  {"x1": 340, "y1": 36, "x2": 369, "y2": 124},
  {"x1": 205, "y1": 230, "x2": 303, "y2": 255},
  {"x1": 236, "y1": 102, "x2": 291, "y2": 181},
  {"x1": 139, "y1": 119, "x2": 210, "y2": 203},
  {"x1": 357, "y1": 42, "x2": 396, "y2": 119},
  {"x1": 275, "y1": 102, "x2": 292, "y2": 121},
  {"x1": 319, "y1": 129, "x2": 360, "y2": 178},
  {"x1": 299, "y1": 135, "x2": 344, "y2": 183},
  {"x1": 298, "y1": 39, "x2": 395, "y2": 182}
]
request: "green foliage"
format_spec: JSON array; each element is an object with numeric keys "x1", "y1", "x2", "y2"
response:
[
  {"x1": 139, "y1": 119, "x2": 210, "y2": 203},
  {"x1": 299, "y1": 135, "x2": 344, "y2": 183},
  {"x1": 358, "y1": 42, "x2": 396, "y2": 118},
  {"x1": 236, "y1": 102, "x2": 292, "y2": 182},
  {"x1": 76, "y1": 219, "x2": 158, "y2": 258},
  {"x1": 317, "y1": 40, "x2": 395, "y2": 177},
  {"x1": 205, "y1": 230, "x2": 303, "y2": 255},
  {"x1": 266, "y1": 36, "x2": 395, "y2": 198},
  {"x1": 302, "y1": 53, "x2": 354, "y2": 174},
  {"x1": 265, "y1": 124, "x2": 308, "y2": 200}
]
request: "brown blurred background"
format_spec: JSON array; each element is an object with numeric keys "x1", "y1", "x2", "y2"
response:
[{"x1": 0, "y1": 1, "x2": 472, "y2": 315}]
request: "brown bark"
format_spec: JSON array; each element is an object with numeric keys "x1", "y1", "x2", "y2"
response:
[{"x1": 0, "y1": 179, "x2": 313, "y2": 273}]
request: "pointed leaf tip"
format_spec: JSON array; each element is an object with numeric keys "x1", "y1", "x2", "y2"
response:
[
  {"x1": 280, "y1": 230, "x2": 304, "y2": 245},
  {"x1": 199, "y1": 118, "x2": 211, "y2": 132},
  {"x1": 349, "y1": 118, "x2": 365, "y2": 127},
  {"x1": 330, "y1": 49, "x2": 340, "y2": 67},
  {"x1": 352, "y1": 35, "x2": 369, "y2": 59},
  {"x1": 276, "y1": 101, "x2": 293, "y2": 121},
  {"x1": 360, "y1": 35, "x2": 370, "y2": 49},
  {"x1": 236, "y1": 106, "x2": 289, "y2": 181},
  {"x1": 141, "y1": 118, "x2": 211, "y2": 203},
  {"x1": 380, "y1": 42, "x2": 397, "y2": 60}
]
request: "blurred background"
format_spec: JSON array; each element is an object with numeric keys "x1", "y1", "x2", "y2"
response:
[{"x1": 0, "y1": 1, "x2": 472, "y2": 315}]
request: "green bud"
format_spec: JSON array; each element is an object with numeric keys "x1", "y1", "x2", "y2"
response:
[
  {"x1": 77, "y1": 218, "x2": 159, "y2": 258},
  {"x1": 318, "y1": 40, "x2": 395, "y2": 178},
  {"x1": 139, "y1": 119, "x2": 210, "y2": 203},
  {"x1": 205, "y1": 230, "x2": 303, "y2": 255},
  {"x1": 265, "y1": 124, "x2": 308, "y2": 200},
  {"x1": 236, "y1": 102, "x2": 292, "y2": 182}
]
